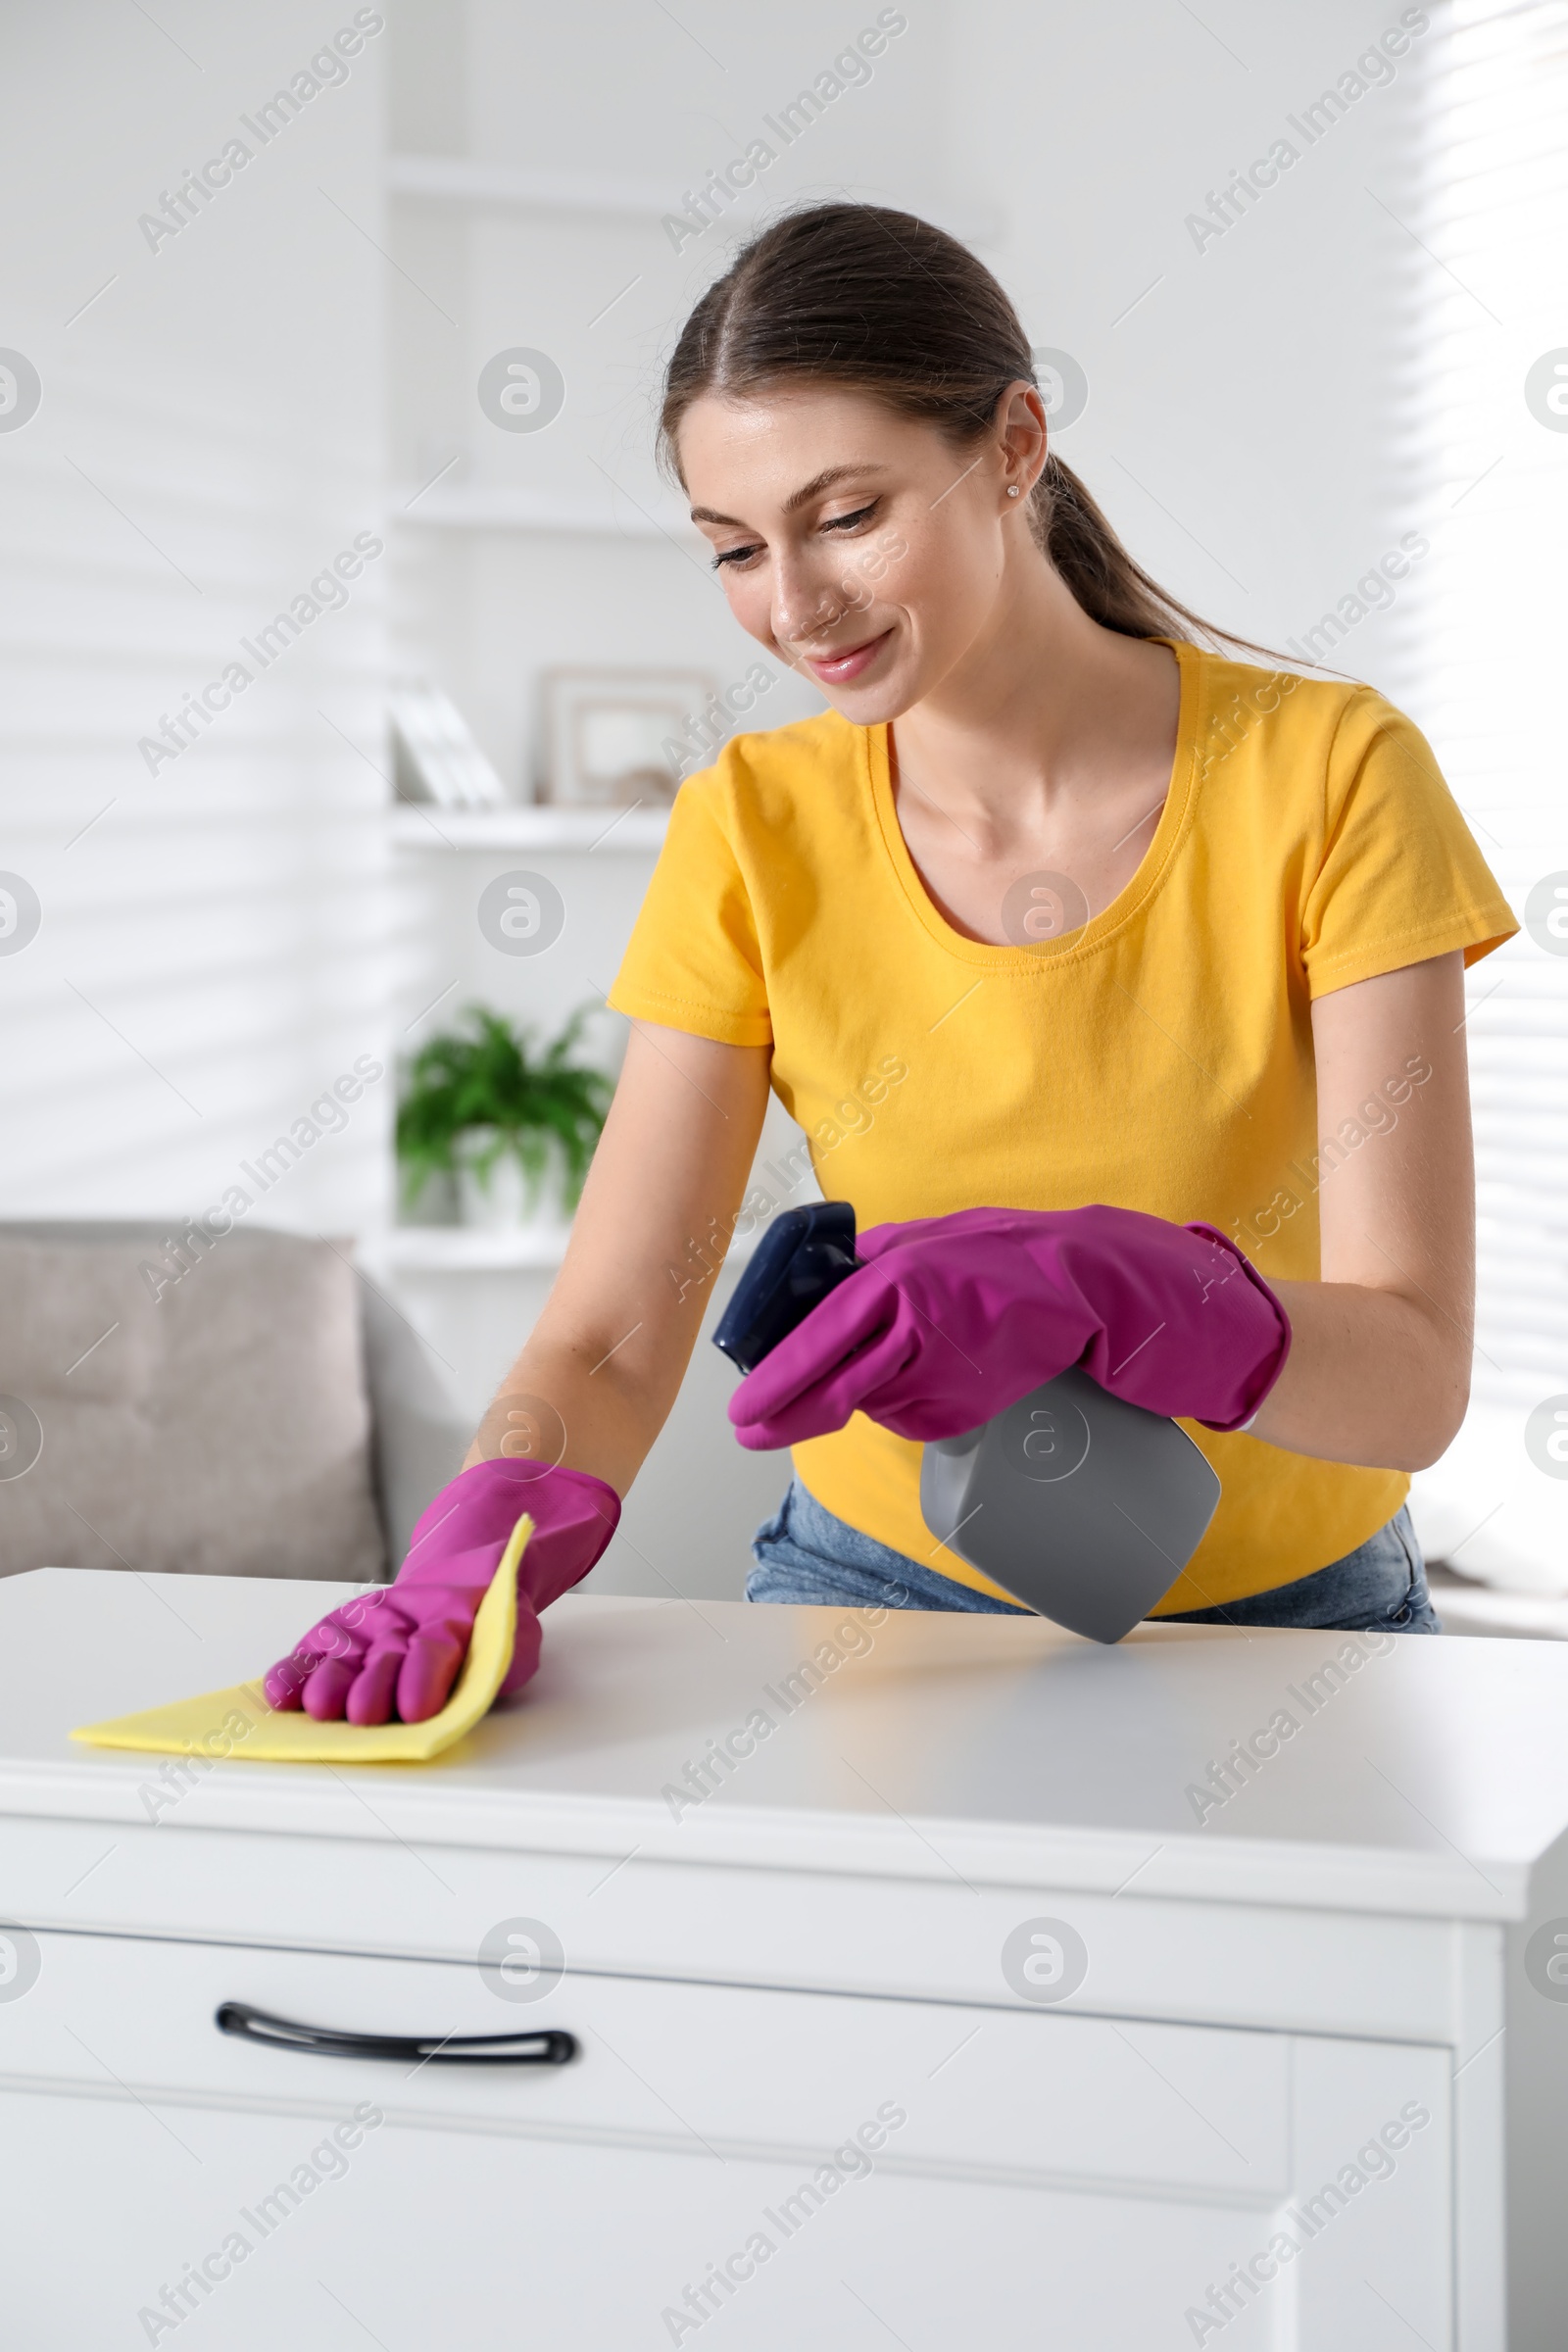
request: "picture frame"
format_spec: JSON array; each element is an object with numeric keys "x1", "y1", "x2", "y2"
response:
[{"x1": 538, "y1": 667, "x2": 718, "y2": 807}]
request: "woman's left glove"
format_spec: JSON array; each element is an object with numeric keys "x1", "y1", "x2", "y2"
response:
[
  {"x1": 728, "y1": 1203, "x2": 1290, "y2": 1449},
  {"x1": 262, "y1": 1458, "x2": 620, "y2": 1725}
]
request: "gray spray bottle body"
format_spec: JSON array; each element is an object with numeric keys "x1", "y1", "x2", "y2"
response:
[{"x1": 917, "y1": 1368, "x2": 1220, "y2": 1642}]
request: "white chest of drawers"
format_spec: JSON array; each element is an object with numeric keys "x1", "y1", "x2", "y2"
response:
[{"x1": 2, "y1": 1567, "x2": 1566, "y2": 2350}]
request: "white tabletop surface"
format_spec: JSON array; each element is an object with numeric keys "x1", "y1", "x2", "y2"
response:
[{"x1": 3, "y1": 1567, "x2": 1567, "y2": 1919}]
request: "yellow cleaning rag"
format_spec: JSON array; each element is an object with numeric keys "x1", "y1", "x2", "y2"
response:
[{"x1": 72, "y1": 1515, "x2": 529, "y2": 1766}]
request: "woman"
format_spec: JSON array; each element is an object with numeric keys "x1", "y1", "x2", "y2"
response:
[{"x1": 268, "y1": 203, "x2": 1515, "y2": 1727}]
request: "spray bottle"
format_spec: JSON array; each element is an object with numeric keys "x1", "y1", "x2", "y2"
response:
[{"x1": 714, "y1": 1200, "x2": 1220, "y2": 1643}]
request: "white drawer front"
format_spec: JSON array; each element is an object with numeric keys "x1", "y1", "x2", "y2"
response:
[
  {"x1": 2, "y1": 1930, "x2": 1285, "y2": 2190},
  {"x1": 0, "y1": 1931, "x2": 1451, "y2": 2350}
]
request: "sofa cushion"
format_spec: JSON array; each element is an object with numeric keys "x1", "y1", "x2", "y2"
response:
[{"x1": 0, "y1": 1230, "x2": 386, "y2": 1582}]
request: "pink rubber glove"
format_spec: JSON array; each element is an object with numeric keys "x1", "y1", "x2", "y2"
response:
[
  {"x1": 729, "y1": 1204, "x2": 1290, "y2": 1450},
  {"x1": 263, "y1": 1459, "x2": 620, "y2": 1726}
]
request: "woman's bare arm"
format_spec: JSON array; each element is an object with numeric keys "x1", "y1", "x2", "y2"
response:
[
  {"x1": 1249, "y1": 950, "x2": 1474, "y2": 1471},
  {"x1": 463, "y1": 1023, "x2": 772, "y2": 1491}
]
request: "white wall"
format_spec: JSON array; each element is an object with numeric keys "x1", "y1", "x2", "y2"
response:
[
  {"x1": 945, "y1": 1, "x2": 1430, "y2": 674},
  {"x1": 0, "y1": 3, "x2": 391, "y2": 1237}
]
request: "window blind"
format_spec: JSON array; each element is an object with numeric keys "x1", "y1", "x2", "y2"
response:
[{"x1": 1401, "y1": 0, "x2": 1568, "y2": 1585}]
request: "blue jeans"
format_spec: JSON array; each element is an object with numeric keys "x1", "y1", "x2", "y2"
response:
[{"x1": 747, "y1": 1478, "x2": 1441, "y2": 1636}]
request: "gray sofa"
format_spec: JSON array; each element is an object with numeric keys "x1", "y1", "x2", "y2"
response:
[{"x1": 0, "y1": 1222, "x2": 469, "y2": 1583}]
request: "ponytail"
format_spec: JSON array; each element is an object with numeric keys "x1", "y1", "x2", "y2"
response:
[{"x1": 1031, "y1": 455, "x2": 1189, "y2": 640}]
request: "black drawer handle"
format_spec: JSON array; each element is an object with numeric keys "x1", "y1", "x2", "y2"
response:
[{"x1": 216, "y1": 2000, "x2": 576, "y2": 2067}]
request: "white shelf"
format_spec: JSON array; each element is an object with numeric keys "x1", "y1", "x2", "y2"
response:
[
  {"x1": 391, "y1": 482, "x2": 698, "y2": 541},
  {"x1": 388, "y1": 153, "x2": 671, "y2": 221},
  {"x1": 382, "y1": 1226, "x2": 572, "y2": 1273},
  {"x1": 379, "y1": 1223, "x2": 763, "y2": 1274},
  {"x1": 390, "y1": 803, "x2": 670, "y2": 851},
  {"x1": 385, "y1": 154, "x2": 1007, "y2": 250}
]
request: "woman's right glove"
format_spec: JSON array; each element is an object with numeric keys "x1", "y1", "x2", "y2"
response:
[{"x1": 262, "y1": 1458, "x2": 620, "y2": 1726}]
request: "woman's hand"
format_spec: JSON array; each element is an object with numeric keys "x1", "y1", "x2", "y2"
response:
[
  {"x1": 264, "y1": 1018, "x2": 773, "y2": 1725},
  {"x1": 263, "y1": 1459, "x2": 620, "y2": 1724},
  {"x1": 728, "y1": 1203, "x2": 1291, "y2": 1448}
]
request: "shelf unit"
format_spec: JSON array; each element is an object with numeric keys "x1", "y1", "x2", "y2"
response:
[
  {"x1": 385, "y1": 153, "x2": 703, "y2": 547},
  {"x1": 379, "y1": 1222, "x2": 762, "y2": 1274},
  {"x1": 379, "y1": 144, "x2": 766, "y2": 1304},
  {"x1": 391, "y1": 481, "x2": 698, "y2": 541},
  {"x1": 385, "y1": 151, "x2": 1005, "y2": 249},
  {"x1": 389, "y1": 804, "x2": 670, "y2": 852},
  {"x1": 378, "y1": 1225, "x2": 573, "y2": 1272}
]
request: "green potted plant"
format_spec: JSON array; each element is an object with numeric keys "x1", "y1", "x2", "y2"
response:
[{"x1": 396, "y1": 1004, "x2": 613, "y2": 1230}]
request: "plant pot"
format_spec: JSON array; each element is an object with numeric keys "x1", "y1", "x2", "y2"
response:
[
  {"x1": 454, "y1": 1130, "x2": 572, "y2": 1232},
  {"x1": 397, "y1": 1168, "x2": 461, "y2": 1228}
]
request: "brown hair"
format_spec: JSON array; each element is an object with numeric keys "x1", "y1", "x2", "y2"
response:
[{"x1": 660, "y1": 202, "x2": 1264, "y2": 655}]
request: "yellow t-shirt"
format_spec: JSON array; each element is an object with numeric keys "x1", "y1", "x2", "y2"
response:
[{"x1": 608, "y1": 642, "x2": 1516, "y2": 1610}]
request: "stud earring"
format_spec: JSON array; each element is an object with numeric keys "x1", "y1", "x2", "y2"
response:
[{"x1": 1006, "y1": 484, "x2": 1021, "y2": 498}]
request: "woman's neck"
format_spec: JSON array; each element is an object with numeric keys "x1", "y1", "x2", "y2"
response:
[{"x1": 890, "y1": 552, "x2": 1182, "y2": 858}]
